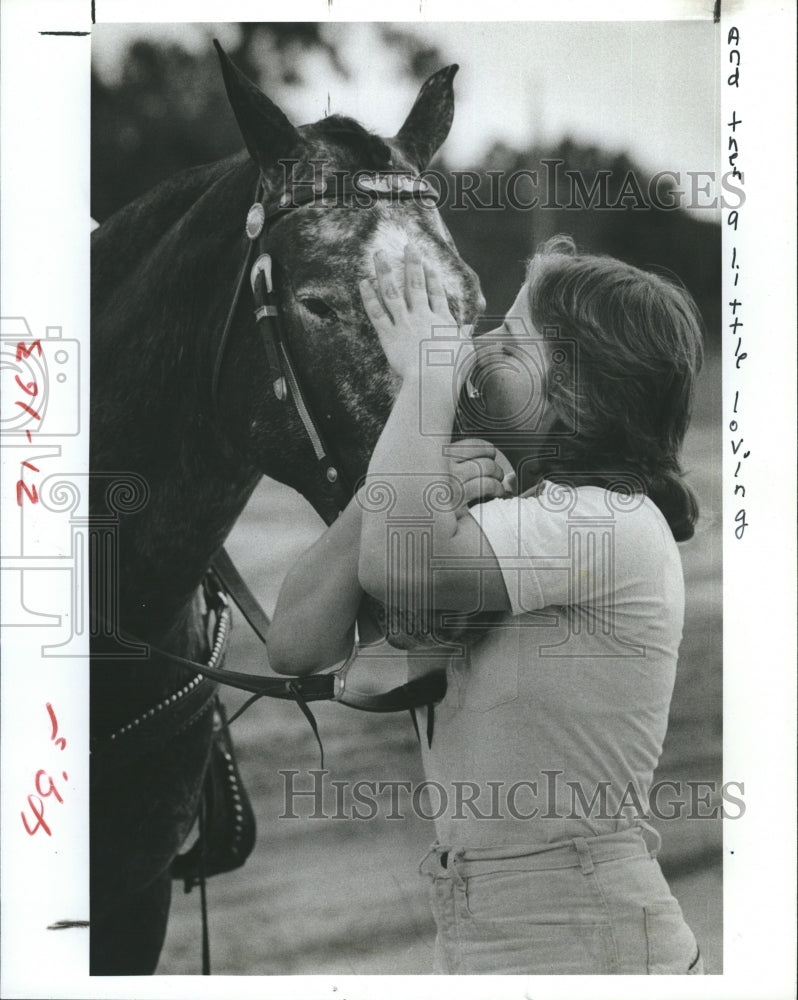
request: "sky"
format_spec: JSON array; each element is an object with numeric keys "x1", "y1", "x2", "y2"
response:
[{"x1": 93, "y1": 20, "x2": 721, "y2": 195}]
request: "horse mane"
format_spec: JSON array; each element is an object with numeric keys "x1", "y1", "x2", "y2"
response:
[
  {"x1": 308, "y1": 114, "x2": 394, "y2": 170},
  {"x1": 91, "y1": 114, "x2": 394, "y2": 288},
  {"x1": 91, "y1": 154, "x2": 249, "y2": 290}
]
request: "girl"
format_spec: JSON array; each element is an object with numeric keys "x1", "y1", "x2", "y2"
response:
[{"x1": 267, "y1": 236, "x2": 705, "y2": 975}]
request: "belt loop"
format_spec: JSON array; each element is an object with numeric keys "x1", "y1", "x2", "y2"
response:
[
  {"x1": 449, "y1": 848, "x2": 466, "y2": 885},
  {"x1": 418, "y1": 844, "x2": 439, "y2": 876},
  {"x1": 639, "y1": 821, "x2": 663, "y2": 858},
  {"x1": 573, "y1": 837, "x2": 594, "y2": 875}
]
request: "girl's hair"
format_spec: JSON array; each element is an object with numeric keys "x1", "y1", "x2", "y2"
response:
[{"x1": 525, "y1": 235, "x2": 704, "y2": 541}]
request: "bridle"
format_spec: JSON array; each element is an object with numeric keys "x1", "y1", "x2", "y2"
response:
[
  {"x1": 157, "y1": 168, "x2": 449, "y2": 745},
  {"x1": 210, "y1": 167, "x2": 440, "y2": 511}
]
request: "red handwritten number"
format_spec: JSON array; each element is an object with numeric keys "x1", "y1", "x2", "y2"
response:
[
  {"x1": 21, "y1": 795, "x2": 52, "y2": 837},
  {"x1": 46, "y1": 702, "x2": 67, "y2": 749},
  {"x1": 14, "y1": 374, "x2": 38, "y2": 396},
  {"x1": 15, "y1": 343, "x2": 42, "y2": 501},
  {"x1": 21, "y1": 706, "x2": 69, "y2": 836},
  {"x1": 35, "y1": 769, "x2": 64, "y2": 804},
  {"x1": 14, "y1": 400, "x2": 41, "y2": 420},
  {"x1": 16, "y1": 340, "x2": 42, "y2": 361},
  {"x1": 16, "y1": 480, "x2": 39, "y2": 506}
]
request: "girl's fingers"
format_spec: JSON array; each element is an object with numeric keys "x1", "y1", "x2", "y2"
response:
[
  {"x1": 422, "y1": 260, "x2": 450, "y2": 317},
  {"x1": 458, "y1": 457, "x2": 506, "y2": 483},
  {"x1": 404, "y1": 243, "x2": 428, "y2": 309},
  {"x1": 447, "y1": 438, "x2": 498, "y2": 462},
  {"x1": 462, "y1": 475, "x2": 506, "y2": 506},
  {"x1": 374, "y1": 251, "x2": 407, "y2": 323},
  {"x1": 359, "y1": 278, "x2": 391, "y2": 330}
]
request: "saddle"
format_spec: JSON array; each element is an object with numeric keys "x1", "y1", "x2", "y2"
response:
[{"x1": 171, "y1": 698, "x2": 257, "y2": 891}]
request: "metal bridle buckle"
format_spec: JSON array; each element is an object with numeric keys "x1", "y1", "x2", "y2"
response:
[
  {"x1": 249, "y1": 253, "x2": 286, "y2": 401},
  {"x1": 250, "y1": 254, "x2": 273, "y2": 295}
]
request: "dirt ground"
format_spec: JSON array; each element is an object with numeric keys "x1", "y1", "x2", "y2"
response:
[{"x1": 158, "y1": 354, "x2": 723, "y2": 976}]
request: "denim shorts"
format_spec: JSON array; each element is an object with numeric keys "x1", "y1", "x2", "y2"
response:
[{"x1": 419, "y1": 828, "x2": 704, "y2": 975}]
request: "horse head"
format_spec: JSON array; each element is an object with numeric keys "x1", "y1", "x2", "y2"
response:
[{"x1": 213, "y1": 44, "x2": 485, "y2": 524}]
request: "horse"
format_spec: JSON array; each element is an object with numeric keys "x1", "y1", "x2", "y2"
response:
[{"x1": 89, "y1": 43, "x2": 484, "y2": 974}]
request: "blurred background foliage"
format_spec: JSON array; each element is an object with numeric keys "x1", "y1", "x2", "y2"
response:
[{"x1": 91, "y1": 22, "x2": 720, "y2": 347}]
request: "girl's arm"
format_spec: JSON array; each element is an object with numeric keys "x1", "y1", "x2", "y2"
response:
[
  {"x1": 265, "y1": 497, "x2": 363, "y2": 675},
  {"x1": 357, "y1": 245, "x2": 510, "y2": 614},
  {"x1": 266, "y1": 440, "x2": 507, "y2": 673}
]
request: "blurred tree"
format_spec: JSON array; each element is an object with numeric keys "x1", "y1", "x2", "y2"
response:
[
  {"x1": 92, "y1": 40, "x2": 234, "y2": 220},
  {"x1": 439, "y1": 137, "x2": 720, "y2": 346},
  {"x1": 91, "y1": 24, "x2": 349, "y2": 221},
  {"x1": 377, "y1": 24, "x2": 446, "y2": 81}
]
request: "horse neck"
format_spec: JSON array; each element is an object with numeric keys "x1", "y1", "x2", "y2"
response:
[{"x1": 92, "y1": 156, "x2": 270, "y2": 641}]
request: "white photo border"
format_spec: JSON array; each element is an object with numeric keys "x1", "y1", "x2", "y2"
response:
[{"x1": 1, "y1": 1, "x2": 795, "y2": 998}]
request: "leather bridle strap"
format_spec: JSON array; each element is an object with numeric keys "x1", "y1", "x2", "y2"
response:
[
  {"x1": 210, "y1": 546, "x2": 270, "y2": 643},
  {"x1": 248, "y1": 255, "x2": 350, "y2": 506},
  {"x1": 203, "y1": 168, "x2": 447, "y2": 723},
  {"x1": 210, "y1": 236, "x2": 254, "y2": 440},
  {"x1": 210, "y1": 173, "x2": 352, "y2": 509}
]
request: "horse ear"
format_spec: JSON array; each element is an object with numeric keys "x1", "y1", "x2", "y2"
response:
[
  {"x1": 394, "y1": 64, "x2": 458, "y2": 170},
  {"x1": 214, "y1": 40, "x2": 302, "y2": 168}
]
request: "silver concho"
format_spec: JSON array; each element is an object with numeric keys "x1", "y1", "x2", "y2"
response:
[{"x1": 245, "y1": 203, "x2": 265, "y2": 240}]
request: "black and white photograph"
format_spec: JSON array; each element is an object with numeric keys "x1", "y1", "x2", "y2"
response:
[{"x1": 0, "y1": 2, "x2": 795, "y2": 998}]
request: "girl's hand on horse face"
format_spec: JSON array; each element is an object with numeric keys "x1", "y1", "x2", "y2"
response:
[{"x1": 359, "y1": 243, "x2": 474, "y2": 383}]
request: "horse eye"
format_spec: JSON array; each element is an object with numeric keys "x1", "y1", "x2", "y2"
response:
[{"x1": 299, "y1": 297, "x2": 337, "y2": 321}]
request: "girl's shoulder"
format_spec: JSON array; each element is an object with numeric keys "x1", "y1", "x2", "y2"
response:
[{"x1": 513, "y1": 479, "x2": 677, "y2": 554}]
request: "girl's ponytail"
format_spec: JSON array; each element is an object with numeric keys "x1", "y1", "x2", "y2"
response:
[{"x1": 646, "y1": 469, "x2": 699, "y2": 542}]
